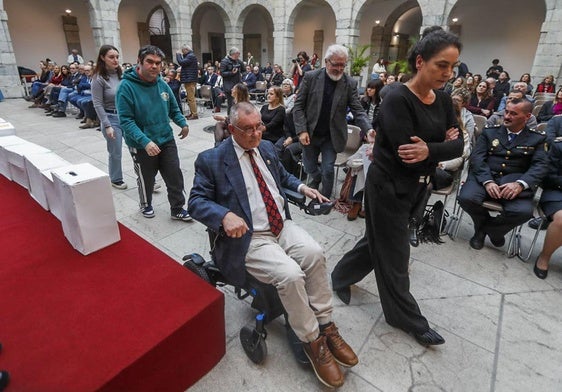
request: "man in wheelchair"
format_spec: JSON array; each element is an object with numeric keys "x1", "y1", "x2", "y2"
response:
[{"x1": 188, "y1": 102, "x2": 357, "y2": 388}]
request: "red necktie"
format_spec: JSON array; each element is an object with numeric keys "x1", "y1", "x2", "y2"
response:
[{"x1": 246, "y1": 150, "x2": 284, "y2": 236}]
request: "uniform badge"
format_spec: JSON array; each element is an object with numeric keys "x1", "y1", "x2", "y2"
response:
[
  {"x1": 492, "y1": 139, "x2": 499, "y2": 147},
  {"x1": 160, "y1": 92, "x2": 169, "y2": 101}
]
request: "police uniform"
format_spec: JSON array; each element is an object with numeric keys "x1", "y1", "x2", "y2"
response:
[
  {"x1": 458, "y1": 124, "x2": 549, "y2": 241},
  {"x1": 540, "y1": 137, "x2": 562, "y2": 219}
]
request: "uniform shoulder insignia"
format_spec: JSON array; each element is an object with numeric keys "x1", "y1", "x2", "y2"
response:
[
  {"x1": 554, "y1": 136, "x2": 562, "y2": 143},
  {"x1": 530, "y1": 127, "x2": 545, "y2": 135},
  {"x1": 484, "y1": 124, "x2": 501, "y2": 129}
]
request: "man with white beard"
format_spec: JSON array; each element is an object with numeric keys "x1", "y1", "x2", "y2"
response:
[{"x1": 293, "y1": 44, "x2": 373, "y2": 197}]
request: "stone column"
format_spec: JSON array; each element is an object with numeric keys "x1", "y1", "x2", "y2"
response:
[
  {"x1": 225, "y1": 32, "x2": 244, "y2": 56},
  {"x1": 530, "y1": 0, "x2": 562, "y2": 86},
  {"x1": 88, "y1": 1, "x2": 121, "y2": 52},
  {"x1": 0, "y1": 7, "x2": 22, "y2": 98},
  {"x1": 168, "y1": 0, "x2": 192, "y2": 56},
  {"x1": 273, "y1": 27, "x2": 294, "y2": 73}
]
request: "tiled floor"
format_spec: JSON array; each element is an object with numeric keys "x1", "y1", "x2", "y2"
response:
[{"x1": 1, "y1": 98, "x2": 561, "y2": 391}]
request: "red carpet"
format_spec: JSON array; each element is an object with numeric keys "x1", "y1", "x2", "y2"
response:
[{"x1": 0, "y1": 176, "x2": 225, "y2": 391}]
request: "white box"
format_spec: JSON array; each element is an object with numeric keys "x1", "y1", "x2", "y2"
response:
[
  {"x1": 0, "y1": 135, "x2": 27, "y2": 179},
  {"x1": 52, "y1": 163, "x2": 120, "y2": 255},
  {"x1": 24, "y1": 153, "x2": 71, "y2": 210},
  {"x1": 3, "y1": 142, "x2": 51, "y2": 189},
  {"x1": 0, "y1": 121, "x2": 15, "y2": 136}
]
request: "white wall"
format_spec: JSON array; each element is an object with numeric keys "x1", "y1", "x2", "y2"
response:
[
  {"x1": 118, "y1": 0, "x2": 163, "y2": 64},
  {"x1": 199, "y1": 8, "x2": 226, "y2": 56},
  {"x1": 451, "y1": 0, "x2": 545, "y2": 80},
  {"x1": 5, "y1": 0, "x2": 95, "y2": 71}
]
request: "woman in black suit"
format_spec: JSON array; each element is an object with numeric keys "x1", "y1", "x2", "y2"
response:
[{"x1": 332, "y1": 26, "x2": 463, "y2": 346}]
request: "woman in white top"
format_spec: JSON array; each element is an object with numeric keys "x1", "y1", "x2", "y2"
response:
[{"x1": 371, "y1": 58, "x2": 386, "y2": 79}]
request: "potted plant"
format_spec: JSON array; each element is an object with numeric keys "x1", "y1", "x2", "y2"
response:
[{"x1": 345, "y1": 44, "x2": 371, "y2": 86}]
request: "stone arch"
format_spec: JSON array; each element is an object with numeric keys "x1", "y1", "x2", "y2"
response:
[
  {"x1": 191, "y1": 2, "x2": 231, "y2": 65},
  {"x1": 236, "y1": 3, "x2": 275, "y2": 65},
  {"x1": 286, "y1": 0, "x2": 337, "y2": 66}
]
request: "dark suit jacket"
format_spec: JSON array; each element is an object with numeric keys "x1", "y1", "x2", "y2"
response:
[
  {"x1": 292, "y1": 68, "x2": 371, "y2": 152},
  {"x1": 545, "y1": 115, "x2": 562, "y2": 144},
  {"x1": 188, "y1": 138, "x2": 302, "y2": 286},
  {"x1": 468, "y1": 125, "x2": 548, "y2": 195}
]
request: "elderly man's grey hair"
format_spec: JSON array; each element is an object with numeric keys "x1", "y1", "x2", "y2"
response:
[
  {"x1": 229, "y1": 47, "x2": 241, "y2": 55},
  {"x1": 324, "y1": 44, "x2": 349, "y2": 61},
  {"x1": 181, "y1": 44, "x2": 191, "y2": 51},
  {"x1": 230, "y1": 101, "x2": 259, "y2": 127}
]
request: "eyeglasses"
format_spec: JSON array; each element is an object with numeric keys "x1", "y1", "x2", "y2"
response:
[
  {"x1": 327, "y1": 59, "x2": 346, "y2": 69},
  {"x1": 232, "y1": 122, "x2": 266, "y2": 135}
]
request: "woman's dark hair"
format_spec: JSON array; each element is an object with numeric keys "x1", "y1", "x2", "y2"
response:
[
  {"x1": 60, "y1": 65, "x2": 69, "y2": 74},
  {"x1": 519, "y1": 73, "x2": 531, "y2": 83},
  {"x1": 363, "y1": 78, "x2": 384, "y2": 105},
  {"x1": 93, "y1": 44, "x2": 122, "y2": 80},
  {"x1": 407, "y1": 26, "x2": 462, "y2": 74},
  {"x1": 297, "y1": 51, "x2": 309, "y2": 62}
]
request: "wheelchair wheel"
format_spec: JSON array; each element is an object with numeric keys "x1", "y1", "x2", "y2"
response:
[
  {"x1": 240, "y1": 325, "x2": 267, "y2": 364},
  {"x1": 183, "y1": 257, "x2": 212, "y2": 285}
]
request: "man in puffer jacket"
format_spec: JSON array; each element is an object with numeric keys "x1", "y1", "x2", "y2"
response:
[{"x1": 176, "y1": 44, "x2": 199, "y2": 120}]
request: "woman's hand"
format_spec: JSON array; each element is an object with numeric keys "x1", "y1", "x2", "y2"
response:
[
  {"x1": 105, "y1": 126, "x2": 115, "y2": 140},
  {"x1": 282, "y1": 137, "x2": 293, "y2": 148},
  {"x1": 397, "y1": 136, "x2": 429, "y2": 163}
]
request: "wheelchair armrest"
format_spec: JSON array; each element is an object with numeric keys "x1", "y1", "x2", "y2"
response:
[{"x1": 283, "y1": 187, "x2": 306, "y2": 206}]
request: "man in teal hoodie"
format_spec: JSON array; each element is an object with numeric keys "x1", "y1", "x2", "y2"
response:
[{"x1": 116, "y1": 45, "x2": 192, "y2": 221}]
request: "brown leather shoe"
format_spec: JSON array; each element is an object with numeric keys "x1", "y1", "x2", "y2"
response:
[
  {"x1": 347, "y1": 202, "x2": 361, "y2": 221},
  {"x1": 303, "y1": 335, "x2": 344, "y2": 388},
  {"x1": 186, "y1": 114, "x2": 199, "y2": 120},
  {"x1": 321, "y1": 322, "x2": 358, "y2": 367}
]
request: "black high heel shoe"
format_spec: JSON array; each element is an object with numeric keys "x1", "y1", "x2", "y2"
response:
[{"x1": 533, "y1": 257, "x2": 548, "y2": 280}]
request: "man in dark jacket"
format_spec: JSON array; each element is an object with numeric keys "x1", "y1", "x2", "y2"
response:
[
  {"x1": 458, "y1": 98, "x2": 549, "y2": 250},
  {"x1": 219, "y1": 47, "x2": 244, "y2": 114},
  {"x1": 176, "y1": 45, "x2": 199, "y2": 120}
]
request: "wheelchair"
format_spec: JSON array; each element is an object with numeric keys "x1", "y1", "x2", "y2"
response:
[{"x1": 182, "y1": 188, "x2": 334, "y2": 365}]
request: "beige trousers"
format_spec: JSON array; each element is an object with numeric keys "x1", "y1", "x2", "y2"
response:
[
  {"x1": 245, "y1": 220, "x2": 333, "y2": 342},
  {"x1": 184, "y1": 82, "x2": 197, "y2": 115}
]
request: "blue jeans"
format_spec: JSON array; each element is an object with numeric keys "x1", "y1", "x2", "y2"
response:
[
  {"x1": 301, "y1": 136, "x2": 337, "y2": 197},
  {"x1": 101, "y1": 113, "x2": 123, "y2": 183}
]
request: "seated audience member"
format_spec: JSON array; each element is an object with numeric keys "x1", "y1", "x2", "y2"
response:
[
  {"x1": 188, "y1": 101, "x2": 357, "y2": 389},
  {"x1": 487, "y1": 89, "x2": 538, "y2": 129},
  {"x1": 466, "y1": 76, "x2": 475, "y2": 94},
  {"x1": 50, "y1": 63, "x2": 83, "y2": 117},
  {"x1": 533, "y1": 137, "x2": 562, "y2": 279},
  {"x1": 497, "y1": 81, "x2": 534, "y2": 112},
  {"x1": 281, "y1": 79, "x2": 296, "y2": 112},
  {"x1": 213, "y1": 83, "x2": 249, "y2": 146},
  {"x1": 69, "y1": 65, "x2": 93, "y2": 117},
  {"x1": 545, "y1": 112, "x2": 562, "y2": 144},
  {"x1": 447, "y1": 76, "x2": 466, "y2": 94},
  {"x1": 211, "y1": 73, "x2": 225, "y2": 113},
  {"x1": 434, "y1": 93, "x2": 472, "y2": 190},
  {"x1": 201, "y1": 65, "x2": 219, "y2": 108},
  {"x1": 26, "y1": 60, "x2": 50, "y2": 101},
  {"x1": 485, "y1": 58, "x2": 503, "y2": 79},
  {"x1": 165, "y1": 69, "x2": 183, "y2": 115},
  {"x1": 261, "y1": 86, "x2": 286, "y2": 145},
  {"x1": 242, "y1": 65, "x2": 256, "y2": 90},
  {"x1": 45, "y1": 65, "x2": 73, "y2": 113},
  {"x1": 536, "y1": 75, "x2": 556, "y2": 94},
  {"x1": 458, "y1": 98, "x2": 549, "y2": 250},
  {"x1": 473, "y1": 74, "x2": 483, "y2": 86},
  {"x1": 467, "y1": 80, "x2": 495, "y2": 118},
  {"x1": 269, "y1": 64, "x2": 285, "y2": 87},
  {"x1": 495, "y1": 71, "x2": 511, "y2": 98},
  {"x1": 486, "y1": 77, "x2": 505, "y2": 112},
  {"x1": 263, "y1": 62, "x2": 273, "y2": 77},
  {"x1": 519, "y1": 73, "x2": 533, "y2": 95},
  {"x1": 359, "y1": 79, "x2": 384, "y2": 137},
  {"x1": 67, "y1": 49, "x2": 84, "y2": 64},
  {"x1": 537, "y1": 87, "x2": 562, "y2": 123},
  {"x1": 342, "y1": 143, "x2": 371, "y2": 221},
  {"x1": 451, "y1": 88, "x2": 476, "y2": 145}
]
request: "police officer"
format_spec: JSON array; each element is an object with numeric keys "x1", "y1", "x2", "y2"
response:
[{"x1": 458, "y1": 98, "x2": 549, "y2": 250}]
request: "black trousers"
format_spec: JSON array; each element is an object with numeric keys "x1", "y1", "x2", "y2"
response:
[
  {"x1": 129, "y1": 140, "x2": 186, "y2": 214},
  {"x1": 332, "y1": 173, "x2": 430, "y2": 334},
  {"x1": 457, "y1": 179, "x2": 534, "y2": 238}
]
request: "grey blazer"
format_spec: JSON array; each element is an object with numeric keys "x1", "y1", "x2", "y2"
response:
[{"x1": 292, "y1": 68, "x2": 371, "y2": 152}]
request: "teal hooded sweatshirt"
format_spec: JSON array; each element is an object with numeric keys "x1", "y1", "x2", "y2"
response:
[{"x1": 116, "y1": 67, "x2": 187, "y2": 149}]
